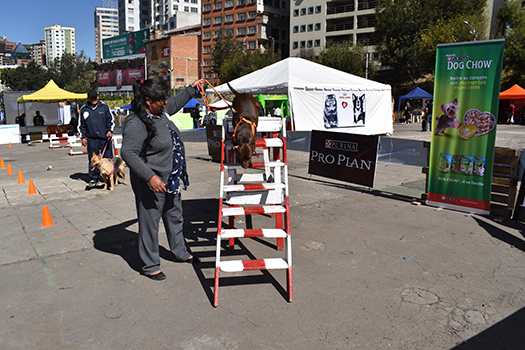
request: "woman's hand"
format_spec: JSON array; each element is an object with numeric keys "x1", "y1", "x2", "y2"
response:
[
  {"x1": 148, "y1": 175, "x2": 166, "y2": 193},
  {"x1": 191, "y1": 79, "x2": 206, "y2": 88}
]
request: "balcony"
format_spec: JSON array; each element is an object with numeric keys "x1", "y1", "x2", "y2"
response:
[
  {"x1": 326, "y1": 18, "x2": 354, "y2": 32},
  {"x1": 358, "y1": 0, "x2": 378, "y2": 11},
  {"x1": 326, "y1": 3, "x2": 355, "y2": 15}
]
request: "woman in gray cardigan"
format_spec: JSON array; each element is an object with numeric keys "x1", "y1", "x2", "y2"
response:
[{"x1": 121, "y1": 78, "x2": 204, "y2": 280}]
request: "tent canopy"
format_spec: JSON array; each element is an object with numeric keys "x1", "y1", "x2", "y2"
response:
[
  {"x1": 119, "y1": 103, "x2": 132, "y2": 110},
  {"x1": 17, "y1": 80, "x2": 87, "y2": 103},
  {"x1": 499, "y1": 84, "x2": 525, "y2": 100},
  {"x1": 208, "y1": 57, "x2": 393, "y2": 134},
  {"x1": 183, "y1": 98, "x2": 201, "y2": 109},
  {"x1": 397, "y1": 87, "x2": 433, "y2": 114}
]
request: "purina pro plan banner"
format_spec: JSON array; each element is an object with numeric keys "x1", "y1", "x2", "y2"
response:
[
  {"x1": 323, "y1": 91, "x2": 367, "y2": 128},
  {"x1": 427, "y1": 40, "x2": 504, "y2": 214},
  {"x1": 309, "y1": 131, "x2": 379, "y2": 188}
]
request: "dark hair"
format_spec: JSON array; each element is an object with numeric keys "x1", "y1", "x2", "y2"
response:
[{"x1": 131, "y1": 79, "x2": 170, "y2": 151}]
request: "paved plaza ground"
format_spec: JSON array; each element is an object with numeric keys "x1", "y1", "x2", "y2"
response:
[{"x1": 0, "y1": 122, "x2": 524, "y2": 349}]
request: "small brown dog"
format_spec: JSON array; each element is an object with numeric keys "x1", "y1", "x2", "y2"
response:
[
  {"x1": 228, "y1": 82, "x2": 262, "y2": 168},
  {"x1": 90, "y1": 152, "x2": 127, "y2": 191}
]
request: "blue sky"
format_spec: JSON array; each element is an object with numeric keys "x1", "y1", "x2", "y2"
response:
[{"x1": 2, "y1": 0, "x2": 104, "y2": 60}]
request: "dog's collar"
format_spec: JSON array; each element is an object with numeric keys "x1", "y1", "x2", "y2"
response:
[{"x1": 233, "y1": 117, "x2": 256, "y2": 143}]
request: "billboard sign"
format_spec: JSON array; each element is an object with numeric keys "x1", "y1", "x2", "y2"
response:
[{"x1": 102, "y1": 29, "x2": 150, "y2": 61}]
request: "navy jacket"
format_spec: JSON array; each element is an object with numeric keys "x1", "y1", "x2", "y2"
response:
[{"x1": 78, "y1": 101, "x2": 114, "y2": 139}]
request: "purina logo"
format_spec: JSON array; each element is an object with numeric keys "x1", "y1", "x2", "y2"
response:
[
  {"x1": 325, "y1": 139, "x2": 358, "y2": 152},
  {"x1": 442, "y1": 196, "x2": 459, "y2": 202}
]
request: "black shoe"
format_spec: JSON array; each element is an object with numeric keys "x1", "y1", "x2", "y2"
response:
[
  {"x1": 145, "y1": 271, "x2": 166, "y2": 281},
  {"x1": 185, "y1": 256, "x2": 201, "y2": 264}
]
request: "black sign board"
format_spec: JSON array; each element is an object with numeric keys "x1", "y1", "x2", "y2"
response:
[
  {"x1": 206, "y1": 125, "x2": 222, "y2": 162},
  {"x1": 513, "y1": 170, "x2": 525, "y2": 221},
  {"x1": 308, "y1": 130, "x2": 379, "y2": 187}
]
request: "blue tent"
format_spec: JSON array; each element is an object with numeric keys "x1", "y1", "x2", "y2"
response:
[
  {"x1": 184, "y1": 98, "x2": 201, "y2": 109},
  {"x1": 397, "y1": 87, "x2": 433, "y2": 115},
  {"x1": 119, "y1": 103, "x2": 131, "y2": 110}
]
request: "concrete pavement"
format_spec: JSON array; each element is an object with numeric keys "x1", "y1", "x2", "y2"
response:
[{"x1": 0, "y1": 123, "x2": 524, "y2": 349}]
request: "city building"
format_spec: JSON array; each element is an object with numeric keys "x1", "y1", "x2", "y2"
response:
[
  {"x1": 95, "y1": 5, "x2": 120, "y2": 63},
  {"x1": 164, "y1": 24, "x2": 202, "y2": 88},
  {"x1": 118, "y1": 0, "x2": 151, "y2": 33},
  {"x1": 201, "y1": 0, "x2": 290, "y2": 82},
  {"x1": 30, "y1": 40, "x2": 46, "y2": 66},
  {"x1": 150, "y1": 0, "x2": 202, "y2": 31},
  {"x1": 44, "y1": 24, "x2": 76, "y2": 66}
]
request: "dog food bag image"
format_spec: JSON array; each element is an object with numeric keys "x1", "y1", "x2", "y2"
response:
[
  {"x1": 473, "y1": 156, "x2": 486, "y2": 177},
  {"x1": 438, "y1": 153, "x2": 452, "y2": 173},
  {"x1": 450, "y1": 155, "x2": 462, "y2": 174},
  {"x1": 463, "y1": 109, "x2": 496, "y2": 136},
  {"x1": 460, "y1": 155, "x2": 474, "y2": 175}
]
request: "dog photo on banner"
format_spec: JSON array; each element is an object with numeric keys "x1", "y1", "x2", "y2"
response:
[{"x1": 323, "y1": 91, "x2": 366, "y2": 128}]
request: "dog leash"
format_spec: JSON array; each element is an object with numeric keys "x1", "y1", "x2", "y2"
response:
[
  {"x1": 196, "y1": 79, "x2": 237, "y2": 114},
  {"x1": 90, "y1": 136, "x2": 112, "y2": 172},
  {"x1": 233, "y1": 117, "x2": 256, "y2": 143}
]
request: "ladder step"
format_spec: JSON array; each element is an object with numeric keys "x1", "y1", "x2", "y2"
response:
[
  {"x1": 223, "y1": 183, "x2": 285, "y2": 192},
  {"x1": 219, "y1": 258, "x2": 289, "y2": 272},
  {"x1": 221, "y1": 228, "x2": 288, "y2": 239},
  {"x1": 255, "y1": 138, "x2": 283, "y2": 148},
  {"x1": 222, "y1": 205, "x2": 286, "y2": 216},
  {"x1": 225, "y1": 161, "x2": 284, "y2": 170}
]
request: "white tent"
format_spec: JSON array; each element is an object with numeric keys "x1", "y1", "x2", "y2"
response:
[{"x1": 210, "y1": 57, "x2": 393, "y2": 135}]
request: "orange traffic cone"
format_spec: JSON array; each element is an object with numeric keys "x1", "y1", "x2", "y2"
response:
[
  {"x1": 8, "y1": 142, "x2": 12, "y2": 148},
  {"x1": 42, "y1": 206, "x2": 54, "y2": 227},
  {"x1": 28, "y1": 180, "x2": 37, "y2": 194},
  {"x1": 0, "y1": 159, "x2": 4, "y2": 169},
  {"x1": 6, "y1": 164, "x2": 13, "y2": 175},
  {"x1": 17, "y1": 171, "x2": 25, "y2": 184}
]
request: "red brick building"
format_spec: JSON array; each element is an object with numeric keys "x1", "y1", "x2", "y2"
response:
[{"x1": 201, "y1": 0, "x2": 289, "y2": 84}]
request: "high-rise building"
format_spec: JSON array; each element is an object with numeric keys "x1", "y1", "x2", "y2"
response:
[
  {"x1": 150, "y1": 0, "x2": 201, "y2": 31},
  {"x1": 201, "y1": 0, "x2": 289, "y2": 82},
  {"x1": 44, "y1": 24, "x2": 76, "y2": 66},
  {"x1": 119, "y1": 0, "x2": 151, "y2": 33},
  {"x1": 30, "y1": 40, "x2": 46, "y2": 66},
  {"x1": 95, "y1": 5, "x2": 120, "y2": 62}
]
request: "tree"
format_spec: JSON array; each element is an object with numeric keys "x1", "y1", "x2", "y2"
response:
[
  {"x1": 375, "y1": 0, "x2": 487, "y2": 80},
  {"x1": 497, "y1": 0, "x2": 525, "y2": 87},
  {"x1": 219, "y1": 48, "x2": 281, "y2": 83},
  {"x1": 47, "y1": 51, "x2": 96, "y2": 92},
  {"x1": 210, "y1": 30, "x2": 243, "y2": 79},
  {"x1": 0, "y1": 60, "x2": 48, "y2": 91},
  {"x1": 315, "y1": 42, "x2": 373, "y2": 78}
]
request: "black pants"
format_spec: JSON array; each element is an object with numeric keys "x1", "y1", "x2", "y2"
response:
[{"x1": 87, "y1": 137, "x2": 113, "y2": 180}]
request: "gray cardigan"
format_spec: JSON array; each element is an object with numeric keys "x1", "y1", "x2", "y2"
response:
[{"x1": 121, "y1": 85, "x2": 197, "y2": 183}]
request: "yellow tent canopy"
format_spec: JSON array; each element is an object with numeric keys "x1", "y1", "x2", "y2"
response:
[{"x1": 17, "y1": 80, "x2": 87, "y2": 103}]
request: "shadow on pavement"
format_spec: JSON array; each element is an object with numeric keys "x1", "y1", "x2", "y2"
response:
[
  {"x1": 450, "y1": 306, "x2": 525, "y2": 349},
  {"x1": 70, "y1": 172, "x2": 91, "y2": 183},
  {"x1": 474, "y1": 217, "x2": 525, "y2": 253},
  {"x1": 181, "y1": 198, "x2": 289, "y2": 306},
  {"x1": 93, "y1": 219, "x2": 142, "y2": 273}
]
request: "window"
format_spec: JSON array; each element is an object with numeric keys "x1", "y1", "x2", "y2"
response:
[
  {"x1": 238, "y1": 0, "x2": 246, "y2": 5},
  {"x1": 293, "y1": 26, "x2": 298, "y2": 33},
  {"x1": 203, "y1": 4, "x2": 211, "y2": 11},
  {"x1": 293, "y1": 41, "x2": 298, "y2": 49},
  {"x1": 315, "y1": 23, "x2": 321, "y2": 31},
  {"x1": 308, "y1": 24, "x2": 313, "y2": 31},
  {"x1": 191, "y1": 7, "x2": 198, "y2": 12},
  {"x1": 314, "y1": 39, "x2": 321, "y2": 47},
  {"x1": 214, "y1": 16, "x2": 222, "y2": 24},
  {"x1": 225, "y1": 14, "x2": 234, "y2": 22},
  {"x1": 248, "y1": 11, "x2": 256, "y2": 19},
  {"x1": 214, "y1": 2, "x2": 222, "y2": 10},
  {"x1": 293, "y1": 9, "x2": 299, "y2": 16},
  {"x1": 308, "y1": 7, "x2": 313, "y2": 14},
  {"x1": 237, "y1": 27, "x2": 246, "y2": 36},
  {"x1": 248, "y1": 41, "x2": 256, "y2": 49},
  {"x1": 282, "y1": 1, "x2": 286, "y2": 9},
  {"x1": 204, "y1": 45, "x2": 212, "y2": 53},
  {"x1": 203, "y1": 18, "x2": 212, "y2": 25},
  {"x1": 225, "y1": 0, "x2": 234, "y2": 7},
  {"x1": 300, "y1": 25, "x2": 305, "y2": 32},
  {"x1": 248, "y1": 26, "x2": 256, "y2": 34},
  {"x1": 300, "y1": 41, "x2": 305, "y2": 48},
  {"x1": 226, "y1": 28, "x2": 234, "y2": 35},
  {"x1": 301, "y1": 8, "x2": 306, "y2": 15},
  {"x1": 173, "y1": 5, "x2": 179, "y2": 10},
  {"x1": 203, "y1": 31, "x2": 212, "y2": 39},
  {"x1": 307, "y1": 40, "x2": 313, "y2": 47},
  {"x1": 205, "y1": 71, "x2": 212, "y2": 79},
  {"x1": 204, "y1": 59, "x2": 212, "y2": 66},
  {"x1": 248, "y1": 0, "x2": 256, "y2": 3},
  {"x1": 237, "y1": 12, "x2": 246, "y2": 20},
  {"x1": 191, "y1": 0, "x2": 198, "y2": 3},
  {"x1": 214, "y1": 30, "x2": 221, "y2": 38}
]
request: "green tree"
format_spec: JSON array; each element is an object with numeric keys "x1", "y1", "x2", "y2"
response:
[
  {"x1": 210, "y1": 30, "x2": 243, "y2": 79},
  {"x1": 375, "y1": 0, "x2": 487, "y2": 80},
  {"x1": 0, "y1": 60, "x2": 49, "y2": 91},
  {"x1": 219, "y1": 48, "x2": 281, "y2": 83},
  {"x1": 315, "y1": 42, "x2": 373, "y2": 78},
  {"x1": 47, "y1": 51, "x2": 96, "y2": 92},
  {"x1": 497, "y1": 0, "x2": 525, "y2": 87}
]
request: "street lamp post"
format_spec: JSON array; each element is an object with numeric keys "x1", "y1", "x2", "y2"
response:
[
  {"x1": 464, "y1": 21, "x2": 478, "y2": 41},
  {"x1": 268, "y1": 36, "x2": 275, "y2": 52}
]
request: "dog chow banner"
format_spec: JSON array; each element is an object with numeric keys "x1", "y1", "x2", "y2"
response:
[
  {"x1": 309, "y1": 130, "x2": 379, "y2": 187},
  {"x1": 323, "y1": 91, "x2": 367, "y2": 128},
  {"x1": 427, "y1": 40, "x2": 504, "y2": 214}
]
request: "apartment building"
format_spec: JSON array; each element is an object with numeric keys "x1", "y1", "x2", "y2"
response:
[
  {"x1": 290, "y1": 0, "x2": 377, "y2": 58},
  {"x1": 201, "y1": 0, "x2": 289, "y2": 81},
  {"x1": 44, "y1": 24, "x2": 76, "y2": 66},
  {"x1": 95, "y1": 6, "x2": 120, "y2": 63},
  {"x1": 119, "y1": 0, "x2": 151, "y2": 33},
  {"x1": 150, "y1": 0, "x2": 201, "y2": 31},
  {"x1": 30, "y1": 40, "x2": 46, "y2": 66}
]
